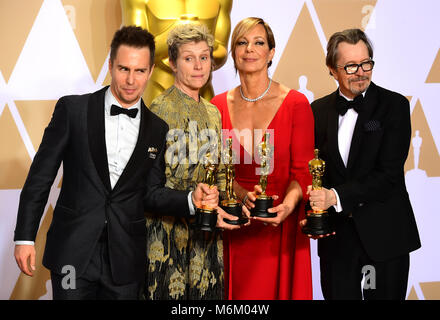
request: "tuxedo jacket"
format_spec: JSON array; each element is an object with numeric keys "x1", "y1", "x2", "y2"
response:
[
  {"x1": 14, "y1": 86, "x2": 190, "y2": 284},
  {"x1": 311, "y1": 82, "x2": 421, "y2": 262}
]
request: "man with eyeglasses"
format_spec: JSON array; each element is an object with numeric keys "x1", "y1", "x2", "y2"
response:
[{"x1": 301, "y1": 28, "x2": 420, "y2": 300}]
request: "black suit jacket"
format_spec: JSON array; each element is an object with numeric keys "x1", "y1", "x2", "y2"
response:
[
  {"x1": 311, "y1": 82, "x2": 421, "y2": 262},
  {"x1": 14, "y1": 86, "x2": 190, "y2": 284}
]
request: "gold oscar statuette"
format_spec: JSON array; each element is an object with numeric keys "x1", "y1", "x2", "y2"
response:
[
  {"x1": 302, "y1": 149, "x2": 334, "y2": 235},
  {"x1": 195, "y1": 151, "x2": 218, "y2": 232},
  {"x1": 251, "y1": 132, "x2": 276, "y2": 218},
  {"x1": 221, "y1": 138, "x2": 248, "y2": 225}
]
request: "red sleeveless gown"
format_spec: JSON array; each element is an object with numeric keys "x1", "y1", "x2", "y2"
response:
[{"x1": 211, "y1": 90, "x2": 314, "y2": 300}]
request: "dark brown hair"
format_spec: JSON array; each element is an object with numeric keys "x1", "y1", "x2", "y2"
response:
[{"x1": 110, "y1": 26, "x2": 155, "y2": 67}]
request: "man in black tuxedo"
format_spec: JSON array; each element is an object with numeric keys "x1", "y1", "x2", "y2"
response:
[
  {"x1": 13, "y1": 26, "x2": 222, "y2": 300},
  {"x1": 304, "y1": 29, "x2": 421, "y2": 299}
]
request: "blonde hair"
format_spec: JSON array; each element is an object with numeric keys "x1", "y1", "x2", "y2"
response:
[
  {"x1": 167, "y1": 23, "x2": 215, "y2": 65},
  {"x1": 230, "y1": 17, "x2": 276, "y2": 71}
]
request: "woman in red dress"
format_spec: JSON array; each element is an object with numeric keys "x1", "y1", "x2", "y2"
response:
[{"x1": 211, "y1": 17, "x2": 314, "y2": 300}]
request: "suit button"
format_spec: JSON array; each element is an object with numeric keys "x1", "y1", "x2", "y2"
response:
[
  {"x1": 358, "y1": 203, "x2": 364, "y2": 207},
  {"x1": 106, "y1": 198, "x2": 111, "y2": 206}
]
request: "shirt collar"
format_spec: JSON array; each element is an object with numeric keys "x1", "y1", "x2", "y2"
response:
[{"x1": 105, "y1": 87, "x2": 141, "y2": 118}]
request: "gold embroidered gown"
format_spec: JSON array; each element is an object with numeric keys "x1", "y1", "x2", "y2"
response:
[{"x1": 145, "y1": 86, "x2": 225, "y2": 300}]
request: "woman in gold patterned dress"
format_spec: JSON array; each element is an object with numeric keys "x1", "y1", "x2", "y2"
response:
[{"x1": 145, "y1": 23, "x2": 240, "y2": 300}]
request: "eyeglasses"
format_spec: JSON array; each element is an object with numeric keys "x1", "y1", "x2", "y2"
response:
[{"x1": 337, "y1": 60, "x2": 375, "y2": 74}]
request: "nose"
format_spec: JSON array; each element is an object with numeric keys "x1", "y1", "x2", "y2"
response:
[
  {"x1": 246, "y1": 42, "x2": 253, "y2": 52},
  {"x1": 194, "y1": 58, "x2": 202, "y2": 70},
  {"x1": 126, "y1": 71, "x2": 134, "y2": 84}
]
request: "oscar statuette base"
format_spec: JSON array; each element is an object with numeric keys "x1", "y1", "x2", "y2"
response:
[
  {"x1": 250, "y1": 196, "x2": 275, "y2": 218},
  {"x1": 195, "y1": 208, "x2": 218, "y2": 232},
  {"x1": 302, "y1": 210, "x2": 334, "y2": 236},
  {"x1": 221, "y1": 202, "x2": 248, "y2": 225}
]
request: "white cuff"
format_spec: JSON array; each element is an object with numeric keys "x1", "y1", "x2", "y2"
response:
[
  {"x1": 15, "y1": 241, "x2": 35, "y2": 246},
  {"x1": 331, "y1": 188, "x2": 343, "y2": 213},
  {"x1": 188, "y1": 191, "x2": 196, "y2": 216}
]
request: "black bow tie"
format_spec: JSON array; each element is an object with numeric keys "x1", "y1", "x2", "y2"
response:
[
  {"x1": 110, "y1": 104, "x2": 138, "y2": 118},
  {"x1": 336, "y1": 94, "x2": 364, "y2": 116}
]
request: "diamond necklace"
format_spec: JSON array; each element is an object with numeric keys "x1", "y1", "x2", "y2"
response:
[{"x1": 239, "y1": 78, "x2": 272, "y2": 102}]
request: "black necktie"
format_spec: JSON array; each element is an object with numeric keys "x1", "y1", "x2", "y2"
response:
[
  {"x1": 110, "y1": 104, "x2": 138, "y2": 118},
  {"x1": 336, "y1": 94, "x2": 364, "y2": 116}
]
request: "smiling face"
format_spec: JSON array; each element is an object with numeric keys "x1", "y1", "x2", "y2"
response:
[
  {"x1": 233, "y1": 24, "x2": 275, "y2": 75},
  {"x1": 171, "y1": 40, "x2": 212, "y2": 99},
  {"x1": 109, "y1": 44, "x2": 154, "y2": 108},
  {"x1": 329, "y1": 41, "x2": 372, "y2": 99}
]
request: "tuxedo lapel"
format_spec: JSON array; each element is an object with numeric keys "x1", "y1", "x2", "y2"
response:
[
  {"x1": 87, "y1": 86, "x2": 112, "y2": 191},
  {"x1": 327, "y1": 90, "x2": 347, "y2": 175},
  {"x1": 347, "y1": 82, "x2": 379, "y2": 170},
  {"x1": 113, "y1": 99, "x2": 151, "y2": 191}
]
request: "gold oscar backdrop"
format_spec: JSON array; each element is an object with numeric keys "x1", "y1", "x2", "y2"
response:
[{"x1": 0, "y1": 0, "x2": 439, "y2": 300}]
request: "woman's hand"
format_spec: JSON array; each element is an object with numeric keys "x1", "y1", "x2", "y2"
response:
[
  {"x1": 242, "y1": 184, "x2": 291, "y2": 227},
  {"x1": 252, "y1": 201, "x2": 292, "y2": 227},
  {"x1": 216, "y1": 207, "x2": 246, "y2": 230}
]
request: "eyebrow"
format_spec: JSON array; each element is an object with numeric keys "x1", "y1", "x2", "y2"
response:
[
  {"x1": 239, "y1": 35, "x2": 266, "y2": 41},
  {"x1": 181, "y1": 48, "x2": 211, "y2": 53},
  {"x1": 117, "y1": 64, "x2": 148, "y2": 71},
  {"x1": 343, "y1": 58, "x2": 371, "y2": 64}
]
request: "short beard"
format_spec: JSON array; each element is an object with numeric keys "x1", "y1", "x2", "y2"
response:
[{"x1": 349, "y1": 76, "x2": 370, "y2": 96}]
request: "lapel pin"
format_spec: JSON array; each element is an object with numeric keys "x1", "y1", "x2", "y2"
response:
[{"x1": 148, "y1": 146, "x2": 158, "y2": 159}]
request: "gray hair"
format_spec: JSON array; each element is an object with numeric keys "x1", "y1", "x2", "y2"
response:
[{"x1": 326, "y1": 28, "x2": 374, "y2": 73}]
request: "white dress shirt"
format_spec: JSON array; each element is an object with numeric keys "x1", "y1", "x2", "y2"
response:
[
  {"x1": 105, "y1": 88, "x2": 141, "y2": 189},
  {"x1": 332, "y1": 91, "x2": 366, "y2": 213}
]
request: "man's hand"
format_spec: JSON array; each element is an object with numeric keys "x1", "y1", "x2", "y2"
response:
[
  {"x1": 299, "y1": 219, "x2": 336, "y2": 239},
  {"x1": 14, "y1": 245, "x2": 36, "y2": 276},
  {"x1": 307, "y1": 186, "x2": 337, "y2": 211},
  {"x1": 192, "y1": 183, "x2": 219, "y2": 209}
]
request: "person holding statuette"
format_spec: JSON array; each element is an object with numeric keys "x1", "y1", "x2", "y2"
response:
[
  {"x1": 144, "y1": 23, "x2": 240, "y2": 300},
  {"x1": 301, "y1": 29, "x2": 421, "y2": 300},
  {"x1": 211, "y1": 17, "x2": 314, "y2": 299},
  {"x1": 13, "y1": 26, "x2": 213, "y2": 300}
]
